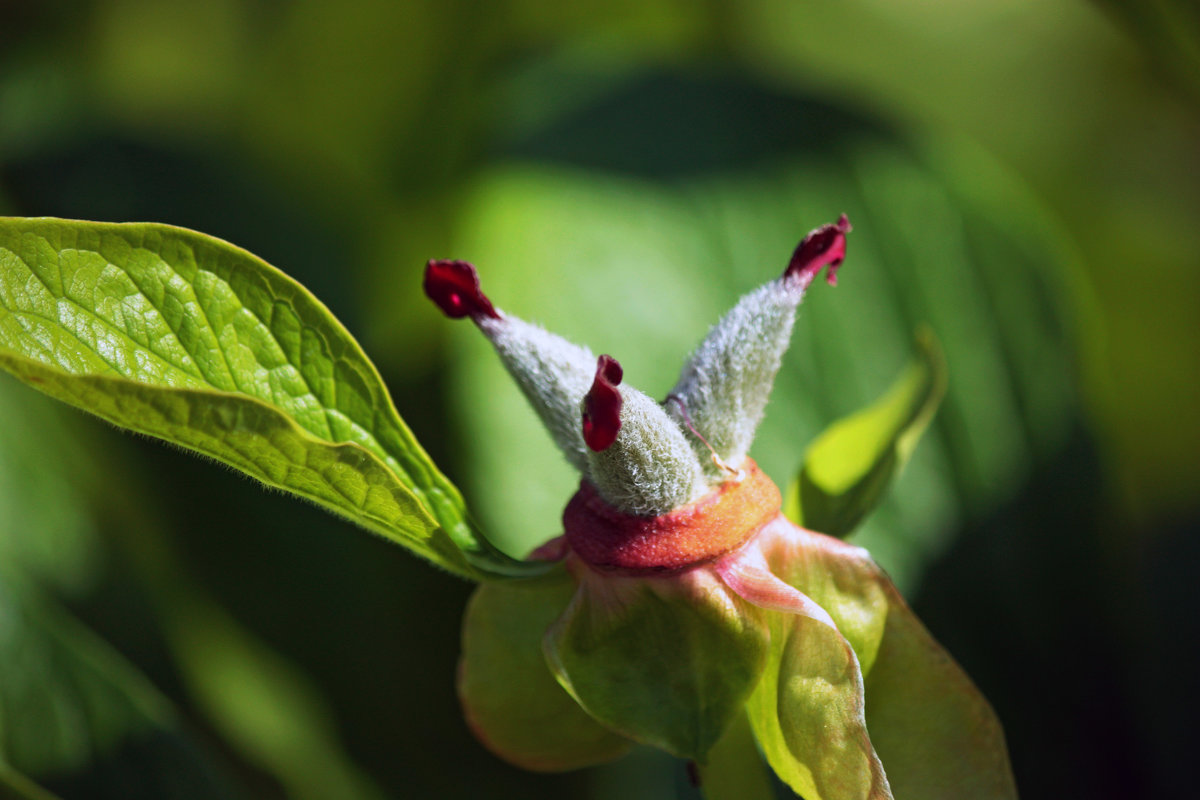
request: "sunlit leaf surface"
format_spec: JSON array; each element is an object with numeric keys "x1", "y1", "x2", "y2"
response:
[{"x1": 0, "y1": 218, "x2": 537, "y2": 580}]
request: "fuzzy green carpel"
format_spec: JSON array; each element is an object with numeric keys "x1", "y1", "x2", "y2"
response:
[{"x1": 441, "y1": 216, "x2": 1016, "y2": 799}]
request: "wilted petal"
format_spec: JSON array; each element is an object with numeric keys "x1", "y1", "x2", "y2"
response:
[
  {"x1": 745, "y1": 609, "x2": 891, "y2": 800},
  {"x1": 458, "y1": 568, "x2": 631, "y2": 771},
  {"x1": 543, "y1": 561, "x2": 768, "y2": 761},
  {"x1": 862, "y1": 581, "x2": 1018, "y2": 800},
  {"x1": 754, "y1": 517, "x2": 1017, "y2": 799},
  {"x1": 720, "y1": 525, "x2": 890, "y2": 800}
]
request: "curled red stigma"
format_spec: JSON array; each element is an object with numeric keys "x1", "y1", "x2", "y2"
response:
[
  {"x1": 582, "y1": 355, "x2": 623, "y2": 452},
  {"x1": 423, "y1": 259, "x2": 500, "y2": 320},
  {"x1": 784, "y1": 213, "x2": 852, "y2": 289}
]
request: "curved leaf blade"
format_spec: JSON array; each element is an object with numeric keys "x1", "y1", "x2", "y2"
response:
[
  {"x1": 786, "y1": 329, "x2": 947, "y2": 538},
  {"x1": 0, "y1": 217, "x2": 535, "y2": 579},
  {"x1": 0, "y1": 352, "x2": 472, "y2": 577}
]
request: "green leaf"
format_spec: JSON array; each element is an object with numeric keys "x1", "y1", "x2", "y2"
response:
[
  {"x1": 0, "y1": 217, "x2": 539, "y2": 580},
  {"x1": 786, "y1": 329, "x2": 947, "y2": 538},
  {"x1": 544, "y1": 567, "x2": 769, "y2": 762},
  {"x1": 2, "y1": 332, "x2": 387, "y2": 798},
  {"x1": 0, "y1": 572, "x2": 234, "y2": 798},
  {"x1": 458, "y1": 568, "x2": 631, "y2": 771}
]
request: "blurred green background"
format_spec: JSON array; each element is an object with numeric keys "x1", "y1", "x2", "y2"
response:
[{"x1": 1, "y1": 1, "x2": 1198, "y2": 798}]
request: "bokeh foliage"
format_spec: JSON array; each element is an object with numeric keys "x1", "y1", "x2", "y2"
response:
[{"x1": 1, "y1": 1, "x2": 1197, "y2": 798}]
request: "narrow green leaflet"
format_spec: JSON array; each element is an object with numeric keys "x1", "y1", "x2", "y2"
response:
[
  {"x1": 786, "y1": 329, "x2": 947, "y2": 538},
  {"x1": 0, "y1": 217, "x2": 538, "y2": 580},
  {"x1": 0, "y1": 572, "x2": 234, "y2": 798}
]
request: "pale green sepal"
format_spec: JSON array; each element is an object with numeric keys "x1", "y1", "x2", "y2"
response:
[
  {"x1": 746, "y1": 610, "x2": 891, "y2": 800},
  {"x1": 544, "y1": 564, "x2": 769, "y2": 761},
  {"x1": 696, "y1": 711, "x2": 775, "y2": 800},
  {"x1": 786, "y1": 329, "x2": 946, "y2": 538},
  {"x1": 0, "y1": 217, "x2": 539, "y2": 580},
  {"x1": 755, "y1": 518, "x2": 889, "y2": 676},
  {"x1": 863, "y1": 583, "x2": 1018, "y2": 800},
  {"x1": 458, "y1": 565, "x2": 631, "y2": 771},
  {"x1": 755, "y1": 519, "x2": 1016, "y2": 798}
]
